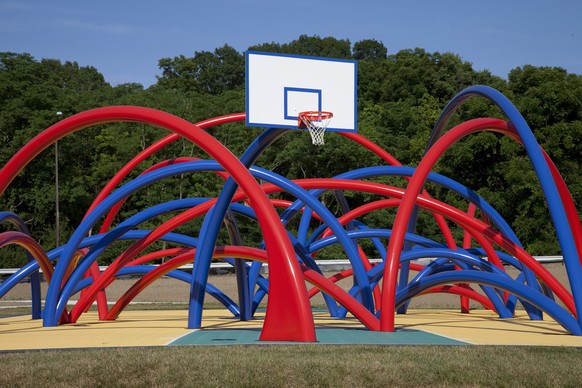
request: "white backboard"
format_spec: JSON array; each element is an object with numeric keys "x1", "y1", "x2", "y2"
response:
[{"x1": 246, "y1": 51, "x2": 357, "y2": 132}]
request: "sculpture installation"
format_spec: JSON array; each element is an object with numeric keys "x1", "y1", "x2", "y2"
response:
[{"x1": 0, "y1": 85, "x2": 580, "y2": 342}]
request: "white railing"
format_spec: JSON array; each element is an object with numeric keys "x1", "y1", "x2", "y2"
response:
[{"x1": 0, "y1": 256, "x2": 564, "y2": 276}]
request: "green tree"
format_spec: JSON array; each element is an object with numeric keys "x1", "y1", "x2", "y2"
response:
[
  {"x1": 353, "y1": 39, "x2": 387, "y2": 61},
  {"x1": 509, "y1": 65, "x2": 582, "y2": 128},
  {"x1": 1, "y1": 37, "x2": 581, "y2": 264},
  {"x1": 157, "y1": 44, "x2": 244, "y2": 94},
  {"x1": 249, "y1": 35, "x2": 352, "y2": 59},
  {"x1": 0, "y1": 53, "x2": 112, "y2": 254}
]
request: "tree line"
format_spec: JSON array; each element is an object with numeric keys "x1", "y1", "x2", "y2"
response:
[{"x1": 1, "y1": 35, "x2": 581, "y2": 267}]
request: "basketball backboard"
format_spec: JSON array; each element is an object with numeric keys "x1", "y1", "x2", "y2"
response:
[{"x1": 245, "y1": 51, "x2": 357, "y2": 132}]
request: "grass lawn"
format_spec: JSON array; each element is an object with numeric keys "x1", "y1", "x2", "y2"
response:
[{"x1": 1, "y1": 345, "x2": 581, "y2": 387}]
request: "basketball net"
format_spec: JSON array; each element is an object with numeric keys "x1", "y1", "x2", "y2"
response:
[{"x1": 298, "y1": 111, "x2": 333, "y2": 146}]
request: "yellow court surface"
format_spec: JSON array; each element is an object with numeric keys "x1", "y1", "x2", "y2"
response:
[{"x1": 1, "y1": 309, "x2": 582, "y2": 351}]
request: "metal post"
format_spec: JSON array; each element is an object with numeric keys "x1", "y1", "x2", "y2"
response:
[{"x1": 55, "y1": 111, "x2": 62, "y2": 247}]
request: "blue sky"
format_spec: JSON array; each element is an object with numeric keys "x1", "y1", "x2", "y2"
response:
[{"x1": 1, "y1": 0, "x2": 581, "y2": 87}]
